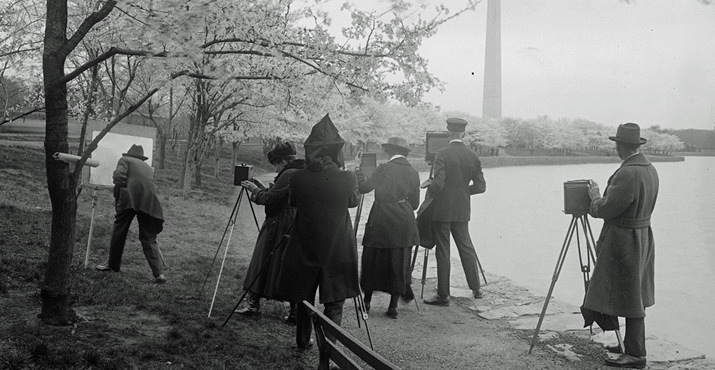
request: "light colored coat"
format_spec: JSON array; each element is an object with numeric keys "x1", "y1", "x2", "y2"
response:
[
  {"x1": 584, "y1": 153, "x2": 659, "y2": 318},
  {"x1": 113, "y1": 156, "x2": 163, "y2": 221}
]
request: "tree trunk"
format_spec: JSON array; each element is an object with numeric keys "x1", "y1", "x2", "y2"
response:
[
  {"x1": 159, "y1": 134, "x2": 167, "y2": 169},
  {"x1": 214, "y1": 139, "x2": 222, "y2": 179},
  {"x1": 40, "y1": 0, "x2": 76, "y2": 325},
  {"x1": 231, "y1": 141, "x2": 238, "y2": 169}
]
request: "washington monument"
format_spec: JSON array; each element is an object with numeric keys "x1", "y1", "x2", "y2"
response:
[{"x1": 482, "y1": 0, "x2": 502, "y2": 120}]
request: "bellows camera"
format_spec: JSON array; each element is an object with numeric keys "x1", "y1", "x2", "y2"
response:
[
  {"x1": 563, "y1": 180, "x2": 591, "y2": 215},
  {"x1": 358, "y1": 152, "x2": 377, "y2": 179},
  {"x1": 425, "y1": 131, "x2": 449, "y2": 164},
  {"x1": 234, "y1": 164, "x2": 253, "y2": 185}
]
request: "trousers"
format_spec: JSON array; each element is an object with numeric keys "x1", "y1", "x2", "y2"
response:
[
  {"x1": 295, "y1": 278, "x2": 345, "y2": 348},
  {"x1": 109, "y1": 209, "x2": 164, "y2": 277},
  {"x1": 433, "y1": 221, "x2": 481, "y2": 297}
]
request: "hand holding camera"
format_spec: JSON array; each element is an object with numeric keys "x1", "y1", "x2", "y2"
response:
[
  {"x1": 587, "y1": 180, "x2": 601, "y2": 200},
  {"x1": 241, "y1": 178, "x2": 266, "y2": 193}
]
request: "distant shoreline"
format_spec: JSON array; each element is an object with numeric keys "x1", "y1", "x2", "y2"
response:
[{"x1": 407, "y1": 154, "x2": 685, "y2": 172}]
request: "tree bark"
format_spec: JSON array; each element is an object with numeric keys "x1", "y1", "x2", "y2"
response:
[{"x1": 40, "y1": 0, "x2": 76, "y2": 325}]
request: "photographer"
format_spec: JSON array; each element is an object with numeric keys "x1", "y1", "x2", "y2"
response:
[
  {"x1": 582, "y1": 123, "x2": 659, "y2": 369},
  {"x1": 274, "y1": 114, "x2": 360, "y2": 350},
  {"x1": 235, "y1": 142, "x2": 305, "y2": 323},
  {"x1": 422, "y1": 118, "x2": 486, "y2": 306},
  {"x1": 355, "y1": 137, "x2": 420, "y2": 319},
  {"x1": 96, "y1": 144, "x2": 166, "y2": 284}
]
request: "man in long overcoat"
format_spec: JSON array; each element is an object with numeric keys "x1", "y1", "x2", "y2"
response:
[
  {"x1": 583, "y1": 122, "x2": 659, "y2": 369},
  {"x1": 96, "y1": 144, "x2": 166, "y2": 283},
  {"x1": 422, "y1": 118, "x2": 486, "y2": 306},
  {"x1": 275, "y1": 114, "x2": 360, "y2": 350}
]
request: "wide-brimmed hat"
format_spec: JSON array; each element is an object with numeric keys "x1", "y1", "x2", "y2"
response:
[
  {"x1": 609, "y1": 122, "x2": 647, "y2": 145},
  {"x1": 381, "y1": 137, "x2": 410, "y2": 153},
  {"x1": 123, "y1": 144, "x2": 148, "y2": 161}
]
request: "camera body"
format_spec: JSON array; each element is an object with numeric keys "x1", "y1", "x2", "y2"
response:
[
  {"x1": 425, "y1": 131, "x2": 450, "y2": 164},
  {"x1": 234, "y1": 164, "x2": 253, "y2": 185},
  {"x1": 358, "y1": 152, "x2": 377, "y2": 179},
  {"x1": 563, "y1": 180, "x2": 592, "y2": 215}
]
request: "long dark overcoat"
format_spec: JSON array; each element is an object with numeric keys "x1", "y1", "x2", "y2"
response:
[
  {"x1": 113, "y1": 156, "x2": 163, "y2": 221},
  {"x1": 275, "y1": 166, "x2": 360, "y2": 304},
  {"x1": 584, "y1": 153, "x2": 659, "y2": 318},
  {"x1": 243, "y1": 160, "x2": 304, "y2": 299},
  {"x1": 359, "y1": 157, "x2": 420, "y2": 248},
  {"x1": 426, "y1": 141, "x2": 486, "y2": 222}
]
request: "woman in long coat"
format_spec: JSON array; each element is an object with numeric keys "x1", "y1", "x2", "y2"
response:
[
  {"x1": 275, "y1": 114, "x2": 360, "y2": 350},
  {"x1": 357, "y1": 137, "x2": 420, "y2": 319},
  {"x1": 236, "y1": 142, "x2": 304, "y2": 320}
]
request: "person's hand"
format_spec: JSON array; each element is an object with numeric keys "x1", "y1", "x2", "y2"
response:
[
  {"x1": 420, "y1": 178, "x2": 432, "y2": 189},
  {"x1": 251, "y1": 178, "x2": 267, "y2": 190},
  {"x1": 241, "y1": 180, "x2": 259, "y2": 193},
  {"x1": 588, "y1": 180, "x2": 601, "y2": 200}
]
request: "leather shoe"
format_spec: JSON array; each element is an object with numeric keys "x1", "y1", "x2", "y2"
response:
[
  {"x1": 473, "y1": 289, "x2": 484, "y2": 299},
  {"x1": 604, "y1": 354, "x2": 646, "y2": 369},
  {"x1": 423, "y1": 294, "x2": 449, "y2": 306},
  {"x1": 400, "y1": 286, "x2": 415, "y2": 304},
  {"x1": 605, "y1": 344, "x2": 623, "y2": 354},
  {"x1": 296, "y1": 339, "x2": 314, "y2": 351},
  {"x1": 386, "y1": 307, "x2": 398, "y2": 319},
  {"x1": 154, "y1": 274, "x2": 167, "y2": 284},
  {"x1": 96, "y1": 264, "x2": 113, "y2": 272}
]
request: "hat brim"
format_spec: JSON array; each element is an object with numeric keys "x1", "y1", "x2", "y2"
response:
[
  {"x1": 123, "y1": 153, "x2": 149, "y2": 161},
  {"x1": 381, "y1": 143, "x2": 410, "y2": 153},
  {"x1": 608, "y1": 136, "x2": 647, "y2": 145}
]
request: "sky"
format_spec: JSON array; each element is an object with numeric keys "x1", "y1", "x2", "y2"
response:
[{"x1": 330, "y1": 0, "x2": 715, "y2": 130}]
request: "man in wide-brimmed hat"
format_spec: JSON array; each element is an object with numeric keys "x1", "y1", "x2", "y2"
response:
[
  {"x1": 582, "y1": 122, "x2": 659, "y2": 369},
  {"x1": 96, "y1": 144, "x2": 167, "y2": 284}
]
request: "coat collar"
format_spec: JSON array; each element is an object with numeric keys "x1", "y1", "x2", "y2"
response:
[
  {"x1": 389, "y1": 156, "x2": 411, "y2": 166},
  {"x1": 620, "y1": 152, "x2": 651, "y2": 167}
]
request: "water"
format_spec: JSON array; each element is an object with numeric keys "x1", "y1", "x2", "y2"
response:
[{"x1": 459, "y1": 156, "x2": 715, "y2": 358}]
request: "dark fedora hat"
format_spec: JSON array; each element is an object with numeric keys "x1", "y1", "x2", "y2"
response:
[
  {"x1": 446, "y1": 117, "x2": 468, "y2": 132},
  {"x1": 123, "y1": 144, "x2": 148, "y2": 161},
  {"x1": 609, "y1": 122, "x2": 647, "y2": 145},
  {"x1": 381, "y1": 136, "x2": 410, "y2": 153}
]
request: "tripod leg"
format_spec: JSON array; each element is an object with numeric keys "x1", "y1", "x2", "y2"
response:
[
  {"x1": 411, "y1": 245, "x2": 419, "y2": 273},
  {"x1": 420, "y1": 248, "x2": 429, "y2": 298},
  {"x1": 474, "y1": 248, "x2": 488, "y2": 286},
  {"x1": 615, "y1": 329, "x2": 625, "y2": 354},
  {"x1": 198, "y1": 193, "x2": 241, "y2": 296},
  {"x1": 353, "y1": 297, "x2": 361, "y2": 329},
  {"x1": 209, "y1": 191, "x2": 244, "y2": 318},
  {"x1": 529, "y1": 216, "x2": 578, "y2": 354},
  {"x1": 355, "y1": 294, "x2": 373, "y2": 350},
  {"x1": 353, "y1": 194, "x2": 365, "y2": 238},
  {"x1": 244, "y1": 187, "x2": 261, "y2": 231}
]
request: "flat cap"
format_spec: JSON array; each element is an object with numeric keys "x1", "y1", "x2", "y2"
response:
[{"x1": 446, "y1": 117, "x2": 468, "y2": 132}]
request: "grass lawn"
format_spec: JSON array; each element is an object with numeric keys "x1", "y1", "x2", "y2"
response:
[{"x1": 0, "y1": 138, "x2": 322, "y2": 369}]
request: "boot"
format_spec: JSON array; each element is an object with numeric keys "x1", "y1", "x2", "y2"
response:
[{"x1": 236, "y1": 293, "x2": 260, "y2": 315}]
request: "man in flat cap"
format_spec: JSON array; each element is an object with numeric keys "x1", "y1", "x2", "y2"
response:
[
  {"x1": 423, "y1": 118, "x2": 486, "y2": 306},
  {"x1": 97, "y1": 144, "x2": 166, "y2": 284},
  {"x1": 582, "y1": 123, "x2": 659, "y2": 369}
]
